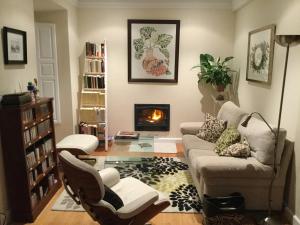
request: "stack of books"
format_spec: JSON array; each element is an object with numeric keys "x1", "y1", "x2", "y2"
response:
[{"x1": 114, "y1": 131, "x2": 139, "y2": 140}]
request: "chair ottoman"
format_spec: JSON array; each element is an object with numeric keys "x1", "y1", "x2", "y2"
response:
[{"x1": 56, "y1": 134, "x2": 99, "y2": 157}]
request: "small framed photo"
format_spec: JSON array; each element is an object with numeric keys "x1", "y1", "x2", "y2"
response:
[
  {"x1": 2, "y1": 27, "x2": 27, "y2": 64},
  {"x1": 246, "y1": 24, "x2": 276, "y2": 84},
  {"x1": 128, "y1": 19, "x2": 180, "y2": 83}
]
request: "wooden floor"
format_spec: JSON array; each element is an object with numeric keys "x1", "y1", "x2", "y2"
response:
[{"x1": 20, "y1": 143, "x2": 204, "y2": 225}]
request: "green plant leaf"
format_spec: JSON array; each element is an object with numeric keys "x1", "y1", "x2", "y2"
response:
[
  {"x1": 133, "y1": 38, "x2": 144, "y2": 52},
  {"x1": 135, "y1": 50, "x2": 144, "y2": 59},
  {"x1": 140, "y1": 27, "x2": 156, "y2": 40},
  {"x1": 223, "y1": 56, "x2": 234, "y2": 63},
  {"x1": 156, "y1": 34, "x2": 173, "y2": 48},
  {"x1": 193, "y1": 53, "x2": 234, "y2": 87},
  {"x1": 191, "y1": 65, "x2": 201, "y2": 70},
  {"x1": 159, "y1": 48, "x2": 170, "y2": 59}
]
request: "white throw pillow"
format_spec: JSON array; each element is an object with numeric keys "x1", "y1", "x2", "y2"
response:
[{"x1": 238, "y1": 116, "x2": 286, "y2": 165}]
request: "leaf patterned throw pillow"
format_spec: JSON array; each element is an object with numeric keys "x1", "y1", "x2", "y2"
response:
[
  {"x1": 220, "y1": 137, "x2": 251, "y2": 158},
  {"x1": 215, "y1": 127, "x2": 241, "y2": 154},
  {"x1": 197, "y1": 113, "x2": 227, "y2": 143}
]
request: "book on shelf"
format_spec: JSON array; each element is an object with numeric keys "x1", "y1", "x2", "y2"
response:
[
  {"x1": 34, "y1": 147, "x2": 40, "y2": 161},
  {"x1": 39, "y1": 186, "x2": 44, "y2": 199},
  {"x1": 30, "y1": 126, "x2": 38, "y2": 140},
  {"x1": 29, "y1": 171, "x2": 35, "y2": 186},
  {"x1": 83, "y1": 75, "x2": 105, "y2": 89},
  {"x1": 48, "y1": 154, "x2": 54, "y2": 167},
  {"x1": 24, "y1": 126, "x2": 38, "y2": 144},
  {"x1": 115, "y1": 131, "x2": 140, "y2": 140},
  {"x1": 85, "y1": 59, "x2": 105, "y2": 74},
  {"x1": 23, "y1": 109, "x2": 34, "y2": 124},
  {"x1": 31, "y1": 192, "x2": 38, "y2": 208},
  {"x1": 40, "y1": 104, "x2": 49, "y2": 115},
  {"x1": 86, "y1": 42, "x2": 103, "y2": 57},
  {"x1": 42, "y1": 138, "x2": 53, "y2": 154},
  {"x1": 37, "y1": 119, "x2": 50, "y2": 134},
  {"x1": 100, "y1": 43, "x2": 105, "y2": 57},
  {"x1": 26, "y1": 152, "x2": 37, "y2": 168},
  {"x1": 24, "y1": 129, "x2": 31, "y2": 144},
  {"x1": 48, "y1": 173, "x2": 55, "y2": 187},
  {"x1": 79, "y1": 121, "x2": 105, "y2": 138},
  {"x1": 41, "y1": 161, "x2": 47, "y2": 173}
]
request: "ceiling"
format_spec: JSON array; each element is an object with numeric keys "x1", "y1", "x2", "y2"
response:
[
  {"x1": 33, "y1": 0, "x2": 251, "y2": 11},
  {"x1": 33, "y1": 0, "x2": 65, "y2": 11}
]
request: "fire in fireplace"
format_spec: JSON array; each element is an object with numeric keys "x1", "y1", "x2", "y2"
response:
[{"x1": 134, "y1": 104, "x2": 170, "y2": 131}]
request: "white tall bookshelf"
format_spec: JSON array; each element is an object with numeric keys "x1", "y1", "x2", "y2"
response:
[{"x1": 79, "y1": 41, "x2": 108, "y2": 150}]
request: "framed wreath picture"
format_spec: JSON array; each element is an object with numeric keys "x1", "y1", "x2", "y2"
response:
[
  {"x1": 128, "y1": 19, "x2": 180, "y2": 83},
  {"x1": 2, "y1": 26, "x2": 27, "y2": 64},
  {"x1": 246, "y1": 24, "x2": 276, "y2": 84}
]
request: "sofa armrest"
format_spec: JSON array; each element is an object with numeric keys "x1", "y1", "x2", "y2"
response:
[
  {"x1": 98, "y1": 168, "x2": 120, "y2": 187},
  {"x1": 196, "y1": 156, "x2": 273, "y2": 179},
  {"x1": 180, "y1": 122, "x2": 204, "y2": 135},
  {"x1": 116, "y1": 191, "x2": 159, "y2": 219}
]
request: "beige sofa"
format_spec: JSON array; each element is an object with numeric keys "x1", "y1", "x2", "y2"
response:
[{"x1": 180, "y1": 102, "x2": 293, "y2": 210}]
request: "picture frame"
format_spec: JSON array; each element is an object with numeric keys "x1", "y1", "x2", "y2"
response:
[
  {"x1": 246, "y1": 24, "x2": 276, "y2": 84},
  {"x1": 128, "y1": 19, "x2": 180, "y2": 83},
  {"x1": 2, "y1": 26, "x2": 27, "y2": 64}
]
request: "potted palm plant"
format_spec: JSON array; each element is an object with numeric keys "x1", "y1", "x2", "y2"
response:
[{"x1": 192, "y1": 54, "x2": 234, "y2": 99}]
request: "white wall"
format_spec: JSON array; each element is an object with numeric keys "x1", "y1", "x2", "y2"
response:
[
  {"x1": 34, "y1": 10, "x2": 74, "y2": 141},
  {"x1": 233, "y1": 0, "x2": 300, "y2": 220},
  {"x1": 0, "y1": 0, "x2": 37, "y2": 217},
  {"x1": 78, "y1": 7, "x2": 235, "y2": 137}
]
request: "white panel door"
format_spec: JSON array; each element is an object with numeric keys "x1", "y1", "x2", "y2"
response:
[{"x1": 35, "y1": 23, "x2": 61, "y2": 123}]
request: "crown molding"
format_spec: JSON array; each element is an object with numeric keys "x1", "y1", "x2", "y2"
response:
[
  {"x1": 232, "y1": 0, "x2": 252, "y2": 11},
  {"x1": 77, "y1": 1, "x2": 232, "y2": 10},
  {"x1": 65, "y1": 0, "x2": 79, "y2": 7}
]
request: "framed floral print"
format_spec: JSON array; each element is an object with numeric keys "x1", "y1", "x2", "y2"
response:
[
  {"x1": 2, "y1": 26, "x2": 27, "y2": 64},
  {"x1": 128, "y1": 19, "x2": 180, "y2": 83},
  {"x1": 246, "y1": 24, "x2": 276, "y2": 84}
]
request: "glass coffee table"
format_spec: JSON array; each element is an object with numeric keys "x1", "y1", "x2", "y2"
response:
[{"x1": 111, "y1": 136, "x2": 154, "y2": 152}]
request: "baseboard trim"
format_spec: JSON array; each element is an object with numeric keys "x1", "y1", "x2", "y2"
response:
[{"x1": 284, "y1": 206, "x2": 300, "y2": 225}]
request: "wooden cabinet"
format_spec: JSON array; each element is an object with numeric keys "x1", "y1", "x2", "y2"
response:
[{"x1": 0, "y1": 98, "x2": 61, "y2": 222}]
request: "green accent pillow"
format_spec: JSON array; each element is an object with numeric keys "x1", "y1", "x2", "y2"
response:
[
  {"x1": 197, "y1": 113, "x2": 227, "y2": 143},
  {"x1": 215, "y1": 127, "x2": 240, "y2": 154}
]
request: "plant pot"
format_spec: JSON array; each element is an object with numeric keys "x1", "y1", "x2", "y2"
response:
[{"x1": 215, "y1": 85, "x2": 225, "y2": 92}]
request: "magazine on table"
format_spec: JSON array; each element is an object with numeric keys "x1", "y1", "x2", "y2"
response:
[{"x1": 115, "y1": 131, "x2": 140, "y2": 139}]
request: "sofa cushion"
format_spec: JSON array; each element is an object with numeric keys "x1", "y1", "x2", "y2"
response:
[
  {"x1": 196, "y1": 114, "x2": 227, "y2": 143},
  {"x1": 238, "y1": 116, "x2": 287, "y2": 165},
  {"x1": 217, "y1": 101, "x2": 247, "y2": 128},
  {"x1": 188, "y1": 149, "x2": 217, "y2": 171},
  {"x1": 182, "y1": 135, "x2": 216, "y2": 157},
  {"x1": 220, "y1": 137, "x2": 251, "y2": 158},
  {"x1": 180, "y1": 122, "x2": 204, "y2": 135},
  {"x1": 196, "y1": 156, "x2": 273, "y2": 179},
  {"x1": 215, "y1": 127, "x2": 240, "y2": 155}
]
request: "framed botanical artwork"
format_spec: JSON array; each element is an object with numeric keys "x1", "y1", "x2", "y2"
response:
[
  {"x1": 128, "y1": 19, "x2": 180, "y2": 83},
  {"x1": 246, "y1": 24, "x2": 276, "y2": 84},
  {"x1": 2, "y1": 26, "x2": 27, "y2": 64}
]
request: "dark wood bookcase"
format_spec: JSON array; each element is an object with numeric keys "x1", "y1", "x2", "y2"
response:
[{"x1": 0, "y1": 98, "x2": 61, "y2": 222}]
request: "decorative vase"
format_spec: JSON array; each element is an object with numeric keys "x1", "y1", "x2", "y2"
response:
[
  {"x1": 215, "y1": 85, "x2": 225, "y2": 101},
  {"x1": 216, "y1": 85, "x2": 225, "y2": 92}
]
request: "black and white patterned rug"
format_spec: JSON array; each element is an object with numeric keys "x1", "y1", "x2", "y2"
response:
[{"x1": 52, "y1": 156, "x2": 201, "y2": 213}]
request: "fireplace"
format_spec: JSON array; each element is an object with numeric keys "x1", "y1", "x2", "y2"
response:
[{"x1": 134, "y1": 104, "x2": 170, "y2": 131}]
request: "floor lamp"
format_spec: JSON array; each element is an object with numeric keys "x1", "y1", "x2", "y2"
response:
[{"x1": 241, "y1": 35, "x2": 300, "y2": 225}]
